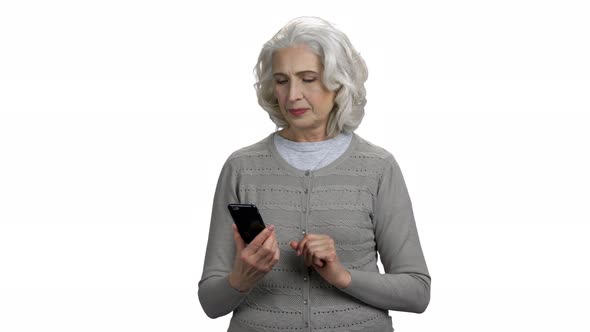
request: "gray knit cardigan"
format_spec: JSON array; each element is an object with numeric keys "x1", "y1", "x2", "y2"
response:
[{"x1": 198, "y1": 133, "x2": 430, "y2": 332}]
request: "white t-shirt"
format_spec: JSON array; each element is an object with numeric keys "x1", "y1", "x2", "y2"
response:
[{"x1": 273, "y1": 132, "x2": 353, "y2": 171}]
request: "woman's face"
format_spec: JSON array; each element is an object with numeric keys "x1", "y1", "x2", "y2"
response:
[{"x1": 272, "y1": 45, "x2": 336, "y2": 137}]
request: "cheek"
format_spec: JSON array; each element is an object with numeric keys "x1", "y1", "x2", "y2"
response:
[
  {"x1": 309, "y1": 91, "x2": 332, "y2": 107},
  {"x1": 307, "y1": 86, "x2": 330, "y2": 102},
  {"x1": 273, "y1": 87, "x2": 286, "y2": 105}
]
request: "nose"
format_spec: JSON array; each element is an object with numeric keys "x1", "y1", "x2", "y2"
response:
[{"x1": 287, "y1": 81, "x2": 303, "y2": 102}]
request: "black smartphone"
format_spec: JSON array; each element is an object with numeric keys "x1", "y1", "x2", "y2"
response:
[{"x1": 227, "y1": 203, "x2": 266, "y2": 244}]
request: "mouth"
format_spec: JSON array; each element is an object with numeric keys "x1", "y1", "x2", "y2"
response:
[{"x1": 288, "y1": 108, "x2": 309, "y2": 116}]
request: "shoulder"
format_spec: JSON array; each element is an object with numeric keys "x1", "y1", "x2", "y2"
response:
[
  {"x1": 352, "y1": 133, "x2": 399, "y2": 169},
  {"x1": 222, "y1": 133, "x2": 275, "y2": 169},
  {"x1": 352, "y1": 134, "x2": 410, "y2": 195}
]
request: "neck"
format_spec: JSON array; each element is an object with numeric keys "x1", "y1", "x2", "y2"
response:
[{"x1": 279, "y1": 127, "x2": 331, "y2": 142}]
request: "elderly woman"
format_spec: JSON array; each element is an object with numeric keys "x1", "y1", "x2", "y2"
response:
[{"x1": 198, "y1": 17, "x2": 430, "y2": 332}]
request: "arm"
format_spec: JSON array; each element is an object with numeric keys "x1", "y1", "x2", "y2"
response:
[
  {"x1": 197, "y1": 160, "x2": 249, "y2": 318},
  {"x1": 340, "y1": 157, "x2": 431, "y2": 313}
]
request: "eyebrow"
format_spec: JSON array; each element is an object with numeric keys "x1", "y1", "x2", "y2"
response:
[{"x1": 272, "y1": 70, "x2": 319, "y2": 77}]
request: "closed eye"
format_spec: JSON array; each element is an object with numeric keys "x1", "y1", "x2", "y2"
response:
[{"x1": 274, "y1": 78, "x2": 316, "y2": 84}]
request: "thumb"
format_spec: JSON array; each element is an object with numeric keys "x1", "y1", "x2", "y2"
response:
[{"x1": 232, "y1": 224, "x2": 246, "y2": 251}]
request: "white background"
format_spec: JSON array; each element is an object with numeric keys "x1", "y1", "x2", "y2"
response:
[{"x1": 1, "y1": 0, "x2": 589, "y2": 331}]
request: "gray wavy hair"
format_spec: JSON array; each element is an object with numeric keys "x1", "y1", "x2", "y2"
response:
[{"x1": 254, "y1": 17, "x2": 369, "y2": 138}]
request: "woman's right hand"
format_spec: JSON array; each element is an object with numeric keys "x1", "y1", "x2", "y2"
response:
[{"x1": 228, "y1": 224, "x2": 280, "y2": 292}]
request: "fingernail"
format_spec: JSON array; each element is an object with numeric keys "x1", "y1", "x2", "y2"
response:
[{"x1": 268, "y1": 224, "x2": 275, "y2": 231}]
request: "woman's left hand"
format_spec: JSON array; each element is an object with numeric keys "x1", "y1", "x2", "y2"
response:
[{"x1": 290, "y1": 234, "x2": 351, "y2": 289}]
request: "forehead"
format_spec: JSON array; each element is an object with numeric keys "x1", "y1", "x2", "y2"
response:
[{"x1": 272, "y1": 45, "x2": 323, "y2": 74}]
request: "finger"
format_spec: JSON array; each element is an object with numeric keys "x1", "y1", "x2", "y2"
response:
[
  {"x1": 304, "y1": 243, "x2": 315, "y2": 267},
  {"x1": 297, "y1": 239, "x2": 305, "y2": 256},
  {"x1": 232, "y1": 224, "x2": 246, "y2": 252},
  {"x1": 270, "y1": 232, "x2": 277, "y2": 246},
  {"x1": 289, "y1": 240, "x2": 299, "y2": 251},
  {"x1": 312, "y1": 256, "x2": 324, "y2": 268},
  {"x1": 324, "y1": 252, "x2": 336, "y2": 262},
  {"x1": 305, "y1": 241, "x2": 334, "y2": 266},
  {"x1": 314, "y1": 248, "x2": 336, "y2": 264},
  {"x1": 273, "y1": 243, "x2": 280, "y2": 262},
  {"x1": 300, "y1": 235, "x2": 322, "y2": 263},
  {"x1": 253, "y1": 229, "x2": 277, "y2": 264},
  {"x1": 264, "y1": 232, "x2": 278, "y2": 258},
  {"x1": 303, "y1": 252, "x2": 311, "y2": 267},
  {"x1": 247, "y1": 224, "x2": 275, "y2": 251},
  {"x1": 297, "y1": 235, "x2": 313, "y2": 256},
  {"x1": 271, "y1": 232, "x2": 281, "y2": 259},
  {"x1": 307, "y1": 237, "x2": 335, "y2": 258},
  {"x1": 266, "y1": 247, "x2": 281, "y2": 268},
  {"x1": 264, "y1": 233, "x2": 281, "y2": 271},
  {"x1": 302, "y1": 239, "x2": 324, "y2": 255},
  {"x1": 262, "y1": 229, "x2": 277, "y2": 250},
  {"x1": 307, "y1": 242, "x2": 332, "y2": 256}
]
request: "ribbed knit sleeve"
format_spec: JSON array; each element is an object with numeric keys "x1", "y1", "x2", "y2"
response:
[
  {"x1": 198, "y1": 159, "x2": 249, "y2": 318},
  {"x1": 340, "y1": 157, "x2": 431, "y2": 313}
]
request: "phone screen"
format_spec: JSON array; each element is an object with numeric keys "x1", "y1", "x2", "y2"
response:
[{"x1": 227, "y1": 204, "x2": 266, "y2": 244}]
